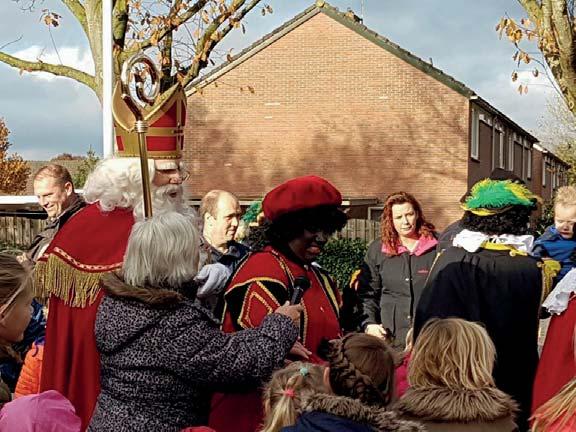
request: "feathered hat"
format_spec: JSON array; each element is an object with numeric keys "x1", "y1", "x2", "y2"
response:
[{"x1": 461, "y1": 179, "x2": 541, "y2": 216}]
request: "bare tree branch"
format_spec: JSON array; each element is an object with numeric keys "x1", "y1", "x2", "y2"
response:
[
  {"x1": 61, "y1": 0, "x2": 88, "y2": 35},
  {"x1": 128, "y1": 0, "x2": 210, "y2": 55},
  {"x1": 181, "y1": 0, "x2": 261, "y2": 86},
  {"x1": 0, "y1": 51, "x2": 96, "y2": 92},
  {"x1": 0, "y1": 36, "x2": 23, "y2": 51}
]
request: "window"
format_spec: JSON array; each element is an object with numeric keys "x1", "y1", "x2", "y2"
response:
[
  {"x1": 527, "y1": 148, "x2": 532, "y2": 179},
  {"x1": 471, "y1": 108, "x2": 479, "y2": 160},
  {"x1": 495, "y1": 125, "x2": 505, "y2": 169},
  {"x1": 524, "y1": 139, "x2": 532, "y2": 179},
  {"x1": 542, "y1": 157, "x2": 547, "y2": 187},
  {"x1": 508, "y1": 135, "x2": 514, "y2": 170}
]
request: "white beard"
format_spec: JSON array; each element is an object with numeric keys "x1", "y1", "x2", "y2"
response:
[{"x1": 133, "y1": 184, "x2": 190, "y2": 221}]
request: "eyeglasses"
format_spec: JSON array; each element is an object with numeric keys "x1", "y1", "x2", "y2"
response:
[
  {"x1": 156, "y1": 168, "x2": 190, "y2": 181},
  {"x1": 0, "y1": 275, "x2": 31, "y2": 320}
]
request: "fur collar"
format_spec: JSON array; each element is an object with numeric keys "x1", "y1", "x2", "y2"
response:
[
  {"x1": 101, "y1": 272, "x2": 186, "y2": 306},
  {"x1": 302, "y1": 393, "x2": 425, "y2": 432},
  {"x1": 393, "y1": 387, "x2": 518, "y2": 423}
]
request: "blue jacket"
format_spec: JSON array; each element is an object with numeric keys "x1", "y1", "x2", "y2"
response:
[
  {"x1": 281, "y1": 394, "x2": 424, "y2": 432},
  {"x1": 532, "y1": 226, "x2": 576, "y2": 282}
]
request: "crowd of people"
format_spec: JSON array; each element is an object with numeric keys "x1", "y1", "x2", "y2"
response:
[{"x1": 0, "y1": 94, "x2": 575, "y2": 432}]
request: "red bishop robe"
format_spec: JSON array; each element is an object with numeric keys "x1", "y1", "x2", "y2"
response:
[
  {"x1": 35, "y1": 203, "x2": 135, "y2": 431},
  {"x1": 209, "y1": 246, "x2": 342, "y2": 432},
  {"x1": 532, "y1": 296, "x2": 576, "y2": 413}
]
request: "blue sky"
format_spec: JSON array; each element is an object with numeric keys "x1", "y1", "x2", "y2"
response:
[{"x1": 0, "y1": 0, "x2": 555, "y2": 161}]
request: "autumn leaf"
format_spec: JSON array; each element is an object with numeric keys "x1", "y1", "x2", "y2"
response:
[
  {"x1": 518, "y1": 84, "x2": 523, "y2": 94},
  {"x1": 533, "y1": 69, "x2": 539, "y2": 77},
  {"x1": 247, "y1": 86, "x2": 255, "y2": 94},
  {"x1": 202, "y1": 10, "x2": 210, "y2": 24},
  {"x1": 524, "y1": 86, "x2": 528, "y2": 94},
  {"x1": 265, "y1": 5, "x2": 273, "y2": 14},
  {"x1": 512, "y1": 71, "x2": 518, "y2": 82}
]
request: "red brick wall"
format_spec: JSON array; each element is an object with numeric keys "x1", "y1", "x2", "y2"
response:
[{"x1": 184, "y1": 13, "x2": 470, "y2": 229}]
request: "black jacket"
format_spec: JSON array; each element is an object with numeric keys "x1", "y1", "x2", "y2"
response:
[
  {"x1": 357, "y1": 238, "x2": 437, "y2": 348},
  {"x1": 414, "y1": 246, "x2": 542, "y2": 432}
]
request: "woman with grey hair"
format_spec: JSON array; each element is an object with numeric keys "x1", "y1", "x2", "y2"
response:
[{"x1": 88, "y1": 212, "x2": 302, "y2": 432}]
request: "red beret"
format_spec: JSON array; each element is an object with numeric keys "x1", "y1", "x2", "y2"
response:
[{"x1": 263, "y1": 175, "x2": 342, "y2": 221}]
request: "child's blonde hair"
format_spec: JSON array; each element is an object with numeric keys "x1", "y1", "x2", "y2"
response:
[
  {"x1": 327, "y1": 333, "x2": 397, "y2": 407},
  {"x1": 531, "y1": 327, "x2": 576, "y2": 431},
  {"x1": 409, "y1": 318, "x2": 496, "y2": 390},
  {"x1": 554, "y1": 186, "x2": 576, "y2": 208},
  {"x1": 260, "y1": 362, "x2": 326, "y2": 432}
]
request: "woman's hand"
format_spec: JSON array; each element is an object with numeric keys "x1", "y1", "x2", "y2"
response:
[
  {"x1": 365, "y1": 323, "x2": 388, "y2": 339},
  {"x1": 275, "y1": 302, "x2": 303, "y2": 323}
]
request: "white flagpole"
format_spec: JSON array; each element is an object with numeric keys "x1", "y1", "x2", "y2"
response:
[{"x1": 102, "y1": 0, "x2": 114, "y2": 157}]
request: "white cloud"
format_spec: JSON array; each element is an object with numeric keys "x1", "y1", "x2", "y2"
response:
[{"x1": 11, "y1": 45, "x2": 94, "y2": 81}]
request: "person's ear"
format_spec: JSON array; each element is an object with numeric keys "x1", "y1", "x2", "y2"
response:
[
  {"x1": 64, "y1": 181, "x2": 73, "y2": 196},
  {"x1": 323, "y1": 367, "x2": 333, "y2": 394}
]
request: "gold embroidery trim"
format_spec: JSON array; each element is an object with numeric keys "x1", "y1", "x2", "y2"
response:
[
  {"x1": 34, "y1": 254, "x2": 119, "y2": 308},
  {"x1": 237, "y1": 282, "x2": 280, "y2": 329}
]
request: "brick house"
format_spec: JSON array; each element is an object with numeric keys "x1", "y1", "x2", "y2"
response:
[{"x1": 184, "y1": 1, "x2": 569, "y2": 228}]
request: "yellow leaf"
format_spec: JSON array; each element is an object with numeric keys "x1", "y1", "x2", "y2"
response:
[
  {"x1": 210, "y1": 31, "x2": 221, "y2": 41},
  {"x1": 518, "y1": 84, "x2": 523, "y2": 94},
  {"x1": 202, "y1": 10, "x2": 210, "y2": 24}
]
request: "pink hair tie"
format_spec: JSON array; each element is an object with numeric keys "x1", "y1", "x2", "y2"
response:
[{"x1": 282, "y1": 388, "x2": 296, "y2": 398}]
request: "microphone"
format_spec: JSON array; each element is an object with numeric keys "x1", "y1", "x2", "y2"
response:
[{"x1": 290, "y1": 276, "x2": 311, "y2": 305}]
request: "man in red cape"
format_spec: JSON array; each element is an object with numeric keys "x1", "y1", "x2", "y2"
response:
[
  {"x1": 35, "y1": 83, "x2": 189, "y2": 430},
  {"x1": 209, "y1": 175, "x2": 347, "y2": 432}
]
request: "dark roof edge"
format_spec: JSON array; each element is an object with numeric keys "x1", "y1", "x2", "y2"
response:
[
  {"x1": 186, "y1": 2, "x2": 476, "y2": 97},
  {"x1": 533, "y1": 143, "x2": 570, "y2": 167},
  {"x1": 186, "y1": 1, "x2": 538, "y2": 146},
  {"x1": 185, "y1": 5, "x2": 321, "y2": 95},
  {"x1": 318, "y1": 3, "x2": 474, "y2": 98},
  {"x1": 472, "y1": 97, "x2": 539, "y2": 143}
]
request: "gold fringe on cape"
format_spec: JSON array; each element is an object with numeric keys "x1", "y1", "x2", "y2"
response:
[
  {"x1": 34, "y1": 254, "x2": 119, "y2": 308},
  {"x1": 538, "y1": 259, "x2": 561, "y2": 304}
]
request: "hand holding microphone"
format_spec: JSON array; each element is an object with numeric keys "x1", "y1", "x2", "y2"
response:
[{"x1": 290, "y1": 276, "x2": 311, "y2": 305}]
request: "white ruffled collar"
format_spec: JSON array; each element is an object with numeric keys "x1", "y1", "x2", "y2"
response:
[
  {"x1": 452, "y1": 229, "x2": 534, "y2": 253},
  {"x1": 543, "y1": 267, "x2": 576, "y2": 315}
]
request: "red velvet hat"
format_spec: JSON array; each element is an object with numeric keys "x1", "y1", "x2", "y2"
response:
[
  {"x1": 112, "y1": 82, "x2": 186, "y2": 159},
  {"x1": 263, "y1": 175, "x2": 342, "y2": 221}
]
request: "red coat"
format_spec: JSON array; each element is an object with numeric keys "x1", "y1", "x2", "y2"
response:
[
  {"x1": 532, "y1": 296, "x2": 576, "y2": 413},
  {"x1": 209, "y1": 246, "x2": 341, "y2": 432},
  {"x1": 36, "y1": 203, "x2": 135, "y2": 430}
]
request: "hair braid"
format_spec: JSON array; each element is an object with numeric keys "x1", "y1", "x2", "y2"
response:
[{"x1": 328, "y1": 334, "x2": 394, "y2": 407}]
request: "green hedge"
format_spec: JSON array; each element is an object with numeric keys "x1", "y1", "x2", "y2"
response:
[{"x1": 317, "y1": 238, "x2": 368, "y2": 289}]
